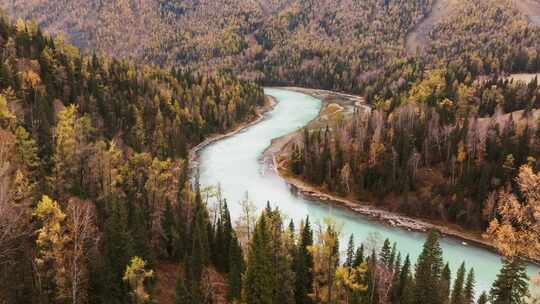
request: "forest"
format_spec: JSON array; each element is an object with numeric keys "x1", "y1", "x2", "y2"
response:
[{"x1": 0, "y1": 0, "x2": 539, "y2": 303}]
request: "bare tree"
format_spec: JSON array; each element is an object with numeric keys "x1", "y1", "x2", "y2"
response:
[{"x1": 66, "y1": 199, "x2": 97, "y2": 304}]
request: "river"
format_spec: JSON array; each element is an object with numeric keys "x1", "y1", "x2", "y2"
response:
[{"x1": 197, "y1": 88, "x2": 540, "y2": 296}]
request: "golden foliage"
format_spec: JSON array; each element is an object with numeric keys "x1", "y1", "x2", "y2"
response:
[{"x1": 485, "y1": 165, "x2": 540, "y2": 258}]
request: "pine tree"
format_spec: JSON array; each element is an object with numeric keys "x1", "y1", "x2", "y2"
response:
[
  {"x1": 345, "y1": 234, "x2": 355, "y2": 269},
  {"x1": 390, "y1": 253, "x2": 402, "y2": 304},
  {"x1": 367, "y1": 251, "x2": 380, "y2": 304},
  {"x1": 220, "y1": 200, "x2": 234, "y2": 272},
  {"x1": 184, "y1": 254, "x2": 203, "y2": 304},
  {"x1": 477, "y1": 292, "x2": 488, "y2": 304},
  {"x1": 490, "y1": 258, "x2": 529, "y2": 304},
  {"x1": 398, "y1": 255, "x2": 414, "y2": 304},
  {"x1": 380, "y1": 238, "x2": 392, "y2": 267},
  {"x1": 294, "y1": 217, "x2": 314, "y2": 304},
  {"x1": 228, "y1": 233, "x2": 244, "y2": 302},
  {"x1": 243, "y1": 214, "x2": 274, "y2": 304},
  {"x1": 389, "y1": 243, "x2": 397, "y2": 269},
  {"x1": 353, "y1": 244, "x2": 365, "y2": 268},
  {"x1": 464, "y1": 269, "x2": 476, "y2": 304},
  {"x1": 450, "y1": 262, "x2": 466, "y2": 304},
  {"x1": 264, "y1": 207, "x2": 295, "y2": 304},
  {"x1": 161, "y1": 200, "x2": 175, "y2": 258},
  {"x1": 174, "y1": 171, "x2": 189, "y2": 260},
  {"x1": 189, "y1": 186, "x2": 210, "y2": 283},
  {"x1": 413, "y1": 230, "x2": 444, "y2": 304},
  {"x1": 440, "y1": 263, "x2": 451, "y2": 304},
  {"x1": 103, "y1": 201, "x2": 134, "y2": 302}
]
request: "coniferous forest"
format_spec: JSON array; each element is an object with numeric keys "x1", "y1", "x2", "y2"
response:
[{"x1": 0, "y1": 0, "x2": 540, "y2": 303}]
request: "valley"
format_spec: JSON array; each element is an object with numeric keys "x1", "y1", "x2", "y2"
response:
[{"x1": 1, "y1": 1, "x2": 540, "y2": 303}]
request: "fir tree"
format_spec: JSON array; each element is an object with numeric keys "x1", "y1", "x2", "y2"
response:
[
  {"x1": 353, "y1": 244, "x2": 365, "y2": 268},
  {"x1": 103, "y1": 201, "x2": 134, "y2": 302},
  {"x1": 440, "y1": 263, "x2": 451, "y2": 304},
  {"x1": 477, "y1": 292, "x2": 488, "y2": 304},
  {"x1": 490, "y1": 258, "x2": 529, "y2": 304},
  {"x1": 227, "y1": 233, "x2": 244, "y2": 302},
  {"x1": 345, "y1": 234, "x2": 355, "y2": 270},
  {"x1": 161, "y1": 200, "x2": 175, "y2": 258},
  {"x1": 413, "y1": 230, "x2": 444, "y2": 304},
  {"x1": 243, "y1": 214, "x2": 274, "y2": 304},
  {"x1": 398, "y1": 255, "x2": 414, "y2": 304},
  {"x1": 450, "y1": 262, "x2": 466, "y2": 304},
  {"x1": 464, "y1": 269, "x2": 476, "y2": 304},
  {"x1": 294, "y1": 217, "x2": 314, "y2": 304},
  {"x1": 390, "y1": 253, "x2": 403, "y2": 304},
  {"x1": 380, "y1": 238, "x2": 392, "y2": 267}
]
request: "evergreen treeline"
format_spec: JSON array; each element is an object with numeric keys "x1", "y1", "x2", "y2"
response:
[{"x1": 219, "y1": 205, "x2": 530, "y2": 304}]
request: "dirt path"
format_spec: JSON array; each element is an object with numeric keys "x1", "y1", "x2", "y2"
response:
[{"x1": 405, "y1": 0, "x2": 455, "y2": 55}]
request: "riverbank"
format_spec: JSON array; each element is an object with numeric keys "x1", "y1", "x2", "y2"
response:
[
  {"x1": 189, "y1": 95, "x2": 276, "y2": 166},
  {"x1": 266, "y1": 87, "x2": 540, "y2": 265}
]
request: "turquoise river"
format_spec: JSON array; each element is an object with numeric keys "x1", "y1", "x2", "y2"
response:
[{"x1": 198, "y1": 88, "x2": 540, "y2": 296}]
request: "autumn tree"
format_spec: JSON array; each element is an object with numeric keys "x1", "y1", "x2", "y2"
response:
[
  {"x1": 34, "y1": 195, "x2": 68, "y2": 302},
  {"x1": 123, "y1": 256, "x2": 154, "y2": 304},
  {"x1": 309, "y1": 219, "x2": 341, "y2": 304},
  {"x1": 486, "y1": 164, "x2": 540, "y2": 259}
]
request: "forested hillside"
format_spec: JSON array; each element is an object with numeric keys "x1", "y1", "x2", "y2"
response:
[
  {"x1": 0, "y1": 12, "x2": 265, "y2": 303},
  {"x1": 5, "y1": 0, "x2": 539, "y2": 102},
  {"x1": 1, "y1": 0, "x2": 434, "y2": 95},
  {"x1": 282, "y1": 0, "x2": 540, "y2": 232}
]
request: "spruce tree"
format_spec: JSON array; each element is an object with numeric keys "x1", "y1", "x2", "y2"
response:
[
  {"x1": 367, "y1": 250, "x2": 380, "y2": 304},
  {"x1": 243, "y1": 214, "x2": 274, "y2": 304},
  {"x1": 413, "y1": 230, "x2": 444, "y2": 304},
  {"x1": 174, "y1": 174, "x2": 188, "y2": 260},
  {"x1": 227, "y1": 233, "x2": 244, "y2": 302},
  {"x1": 345, "y1": 234, "x2": 355, "y2": 269},
  {"x1": 464, "y1": 269, "x2": 476, "y2": 304},
  {"x1": 380, "y1": 238, "x2": 392, "y2": 267},
  {"x1": 490, "y1": 258, "x2": 529, "y2": 304},
  {"x1": 440, "y1": 263, "x2": 451, "y2": 304},
  {"x1": 161, "y1": 200, "x2": 175, "y2": 258},
  {"x1": 294, "y1": 217, "x2": 314, "y2": 304},
  {"x1": 390, "y1": 253, "x2": 402, "y2": 304},
  {"x1": 399, "y1": 255, "x2": 414, "y2": 304},
  {"x1": 477, "y1": 292, "x2": 488, "y2": 304},
  {"x1": 103, "y1": 201, "x2": 134, "y2": 302},
  {"x1": 389, "y1": 243, "x2": 397, "y2": 269},
  {"x1": 450, "y1": 262, "x2": 466, "y2": 304},
  {"x1": 220, "y1": 200, "x2": 233, "y2": 272},
  {"x1": 353, "y1": 244, "x2": 365, "y2": 267}
]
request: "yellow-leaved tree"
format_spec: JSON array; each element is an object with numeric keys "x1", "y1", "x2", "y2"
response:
[
  {"x1": 34, "y1": 195, "x2": 68, "y2": 302},
  {"x1": 485, "y1": 163, "x2": 540, "y2": 295},
  {"x1": 123, "y1": 256, "x2": 154, "y2": 304},
  {"x1": 485, "y1": 164, "x2": 540, "y2": 258},
  {"x1": 309, "y1": 219, "x2": 342, "y2": 303}
]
